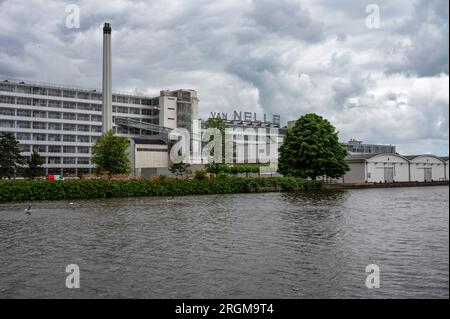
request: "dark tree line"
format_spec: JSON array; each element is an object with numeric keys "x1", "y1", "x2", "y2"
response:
[{"x1": 0, "y1": 133, "x2": 45, "y2": 179}]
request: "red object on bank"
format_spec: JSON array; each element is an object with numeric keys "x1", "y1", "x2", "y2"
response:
[{"x1": 47, "y1": 175, "x2": 55, "y2": 181}]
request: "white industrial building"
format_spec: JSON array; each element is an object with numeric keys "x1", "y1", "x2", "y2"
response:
[
  {"x1": 344, "y1": 154, "x2": 410, "y2": 183},
  {"x1": 342, "y1": 153, "x2": 449, "y2": 183},
  {"x1": 202, "y1": 113, "x2": 286, "y2": 165},
  {"x1": 443, "y1": 157, "x2": 449, "y2": 181},
  {"x1": 0, "y1": 80, "x2": 198, "y2": 176},
  {"x1": 405, "y1": 155, "x2": 447, "y2": 182}
]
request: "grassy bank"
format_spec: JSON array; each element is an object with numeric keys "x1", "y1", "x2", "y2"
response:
[{"x1": 0, "y1": 176, "x2": 323, "y2": 203}]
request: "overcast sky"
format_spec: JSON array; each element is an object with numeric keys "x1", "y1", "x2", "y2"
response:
[{"x1": 0, "y1": 0, "x2": 448, "y2": 155}]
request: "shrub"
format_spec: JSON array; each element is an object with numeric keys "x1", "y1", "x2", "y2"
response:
[
  {"x1": 302, "y1": 180, "x2": 325, "y2": 190},
  {"x1": 0, "y1": 177, "x2": 324, "y2": 203},
  {"x1": 216, "y1": 172, "x2": 229, "y2": 179},
  {"x1": 194, "y1": 170, "x2": 207, "y2": 180},
  {"x1": 278, "y1": 177, "x2": 299, "y2": 191}
]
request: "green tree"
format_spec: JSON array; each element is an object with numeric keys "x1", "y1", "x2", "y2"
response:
[
  {"x1": 0, "y1": 133, "x2": 24, "y2": 179},
  {"x1": 204, "y1": 117, "x2": 227, "y2": 163},
  {"x1": 205, "y1": 117, "x2": 227, "y2": 137},
  {"x1": 24, "y1": 151, "x2": 45, "y2": 179},
  {"x1": 91, "y1": 130, "x2": 131, "y2": 175},
  {"x1": 169, "y1": 161, "x2": 191, "y2": 177},
  {"x1": 278, "y1": 113, "x2": 349, "y2": 180}
]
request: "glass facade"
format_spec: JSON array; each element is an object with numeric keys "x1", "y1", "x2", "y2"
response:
[
  {"x1": 343, "y1": 139, "x2": 396, "y2": 154},
  {"x1": 0, "y1": 80, "x2": 170, "y2": 176}
]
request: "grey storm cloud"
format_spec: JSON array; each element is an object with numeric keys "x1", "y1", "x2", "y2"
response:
[
  {"x1": 247, "y1": 0, "x2": 324, "y2": 42},
  {"x1": 387, "y1": 0, "x2": 449, "y2": 77},
  {"x1": 0, "y1": 0, "x2": 448, "y2": 155}
]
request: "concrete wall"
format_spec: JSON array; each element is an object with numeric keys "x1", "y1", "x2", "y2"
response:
[
  {"x1": 343, "y1": 162, "x2": 366, "y2": 183},
  {"x1": 159, "y1": 95, "x2": 177, "y2": 129},
  {"x1": 366, "y1": 154, "x2": 410, "y2": 183},
  {"x1": 409, "y1": 156, "x2": 446, "y2": 182},
  {"x1": 134, "y1": 144, "x2": 168, "y2": 168}
]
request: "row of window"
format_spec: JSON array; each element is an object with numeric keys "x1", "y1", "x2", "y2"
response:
[
  {"x1": 0, "y1": 104, "x2": 158, "y2": 117},
  {"x1": 46, "y1": 168, "x2": 91, "y2": 175},
  {"x1": 1, "y1": 108, "x2": 102, "y2": 120},
  {"x1": 0, "y1": 84, "x2": 158, "y2": 105},
  {"x1": 45, "y1": 157, "x2": 91, "y2": 165},
  {"x1": 2, "y1": 126, "x2": 159, "y2": 139},
  {"x1": 19, "y1": 144, "x2": 91, "y2": 154},
  {"x1": 0, "y1": 96, "x2": 103, "y2": 110},
  {"x1": 346, "y1": 145, "x2": 396, "y2": 154},
  {"x1": 2, "y1": 111, "x2": 159, "y2": 127},
  {"x1": 116, "y1": 127, "x2": 160, "y2": 136},
  {"x1": 18, "y1": 157, "x2": 91, "y2": 165},
  {"x1": 0, "y1": 119, "x2": 102, "y2": 132},
  {"x1": 1, "y1": 119, "x2": 158, "y2": 131},
  {"x1": 12, "y1": 132, "x2": 98, "y2": 143}
]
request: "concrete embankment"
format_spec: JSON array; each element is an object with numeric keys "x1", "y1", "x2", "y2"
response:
[{"x1": 324, "y1": 181, "x2": 449, "y2": 190}]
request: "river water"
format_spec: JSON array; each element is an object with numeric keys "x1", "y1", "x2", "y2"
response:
[{"x1": 0, "y1": 186, "x2": 448, "y2": 298}]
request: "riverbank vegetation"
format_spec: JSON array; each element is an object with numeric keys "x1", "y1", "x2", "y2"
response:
[
  {"x1": 204, "y1": 163, "x2": 270, "y2": 175},
  {"x1": 0, "y1": 176, "x2": 324, "y2": 202}
]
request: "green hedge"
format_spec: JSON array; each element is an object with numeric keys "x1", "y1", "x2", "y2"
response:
[
  {"x1": 0, "y1": 177, "x2": 324, "y2": 202},
  {"x1": 205, "y1": 163, "x2": 269, "y2": 175}
]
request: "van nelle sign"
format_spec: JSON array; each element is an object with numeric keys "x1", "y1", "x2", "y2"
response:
[{"x1": 210, "y1": 110, "x2": 281, "y2": 126}]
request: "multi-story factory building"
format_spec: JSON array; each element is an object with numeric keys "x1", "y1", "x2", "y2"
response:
[{"x1": 0, "y1": 79, "x2": 198, "y2": 176}]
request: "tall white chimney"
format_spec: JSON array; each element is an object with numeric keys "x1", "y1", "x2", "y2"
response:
[{"x1": 102, "y1": 22, "x2": 113, "y2": 134}]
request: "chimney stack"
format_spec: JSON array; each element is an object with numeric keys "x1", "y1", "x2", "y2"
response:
[{"x1": 102, "y1": 22, "x2": 113, "y2": 134}]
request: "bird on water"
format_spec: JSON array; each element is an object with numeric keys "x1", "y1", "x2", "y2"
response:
[
  {"x1": 24, "y1": 205, "x2": 31, "y2": 215},
  {"x1": 165, "y1": 196, "x2": 175, "y2": 202}
]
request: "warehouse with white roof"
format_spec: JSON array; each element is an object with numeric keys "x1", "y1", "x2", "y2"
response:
[
  {"x1": 342, "y1": 153, "x2": 448, "y2": 183},
  {"x1": 405, "y1": 155, "x2": 447, "y2": 182}
]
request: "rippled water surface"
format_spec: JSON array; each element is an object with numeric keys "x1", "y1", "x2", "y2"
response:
[{"x1": 0, "y1": 186, "x2": 448, "y2": 298}]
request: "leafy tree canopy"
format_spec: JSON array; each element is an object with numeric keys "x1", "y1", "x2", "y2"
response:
[
  {"x1": 204, "y1": 117, "x2": 227, "y2": 136},
  {"x1": 204, "y1": 117, "x2": 228, "y2": 163},
  {"x1": 278, "y1": 113, "x2": 349, "y2": 179},
  {"x1": 91, "y1": 130, "x2": 131, "y2": 175}
]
